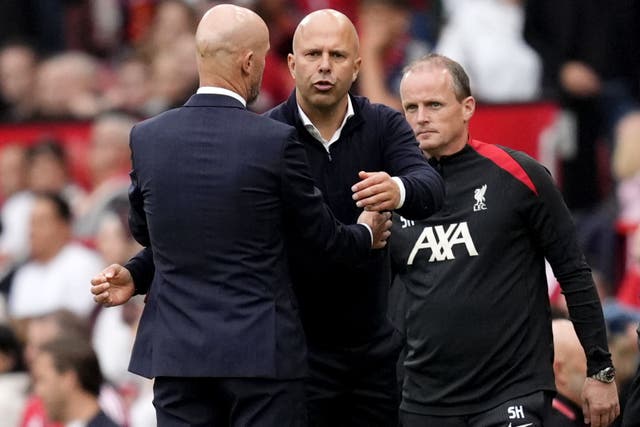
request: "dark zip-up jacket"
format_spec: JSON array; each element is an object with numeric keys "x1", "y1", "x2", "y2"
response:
[{"x1": 264, "y1": 91, "x2": 444, "y2": 346}]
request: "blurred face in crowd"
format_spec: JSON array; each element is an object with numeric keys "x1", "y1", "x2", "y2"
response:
[
  {"x1": 288, "y1": 10, "x2": 361, "y2": 114},
  {"x1": 0, "y1": 45, "x2": 37, "y2": 103},
  {"x1": 24, "y1": 318, "x2": 58, "y2": 368},
  {"x1": 96, "y1": 213, "x2": 140, "y2": 265},
  {"x1": 112, "y1": 58, "x2": 151, "y2": 112},
  {"x1": 32, "y1": 351, "x2": 68, "y2": 422},
  {"x1": 149, "y1": 0, "x2": 196, "y2": 50},
  {"x1": 28, "y1": 152, "x2": 68, "y2": 193},
  {"x1": 400, "y1": 64, "x2": 475, "y2": 159},
  {"x1": 0, "y1": 145, "x2": 28, "y2": 197},
  {"x1": 88, "y1": 118, "x2": 132, "y2": 184},
  {"x1": 29, "y1": 197, "x2": 70, "y2": 262}
]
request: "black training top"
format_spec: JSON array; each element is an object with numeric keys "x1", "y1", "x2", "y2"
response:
[{"x1": 390, "y1": 139, "x2": 611, "y2": 416}]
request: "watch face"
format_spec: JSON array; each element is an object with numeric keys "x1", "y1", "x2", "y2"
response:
[
  {"x1": 596, "y1": 367, "x2": 616, "y2": 383},
  {"x1": 603, "y1": 367, "x2": 616, "y2": 381}
]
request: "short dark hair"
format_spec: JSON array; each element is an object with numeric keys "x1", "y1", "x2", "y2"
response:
[
  {"x1": 34, "y1": 192, "x2": 72, "y2": 223},
  {"x1": 39, "y1": 337, "x2": 103, "y2": 397},
  {"x1": 403, "y1": 53, "x2": 472, "y2": 101},
  {"x1": 27, "y1": 138, "x2": 67, "y2": 166},
  {"x1": 0, "y1": 324, "x2": 25, "y2": 372}
]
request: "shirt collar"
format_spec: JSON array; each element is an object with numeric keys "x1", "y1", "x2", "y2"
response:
[
  {"x1": 197, "y1": 86, "x2": 246, "y2": 107},
  {"x1": 297, "y1": 95, "x2": 355, "y2": 146}
]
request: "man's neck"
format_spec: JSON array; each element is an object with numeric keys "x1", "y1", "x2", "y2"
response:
[
  {"x1": 63, "y1": 393, "x2": 101, "y2": 425},
  {"x1": 298, "y1": 98, "x2": 349, "y2": 141}
]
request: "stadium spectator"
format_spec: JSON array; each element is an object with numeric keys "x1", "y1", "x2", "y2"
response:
[
  {"x1": 545, "y1": 319, "x2": 589, "y2": 426},
  {"x1": 135, "y1": 0, "x2": 198, "y2": 61},
  {"x1": 7, "y1": 193, "x2": 103, "y2": 321},
  {"x1": 34, "y1": 51, "x2": 103, "y2": 120},
  {"x1": 31, "y1": 337, "x2": 119, "y2": 426},
  {"x1": 436, "y1": 0, "x2": 541, "y2": 103},
  {"x1": 524, "y1": 0, "x2": 640, "y2": 212},
  {"x1": 0, "y1": 42, "x2": 39, "y2": 122},
  {"x1": 0, "y1": 144, "x2": 31, "y2": 270},
  {"x1": 102, "y1": 53, "x2": 152, "y2": 117},
  {"x1": 611, "y1": 111, "x2": 640, "y2": 311},
  {"x1": 74, "y1": 113, "x2": 136, "y2": 240},
  {"x1": 27, "y1": 139, "x2": 86, "y2": 211},
  {"x1": 358, "y1": 0, "x2": 430, "y2": 111},
  {"x1": 0, "y1": 323, "x2": 29, "y2": 427},
  {"x1": 20, "y1": 309, "x2": 126, "y2": 427}
]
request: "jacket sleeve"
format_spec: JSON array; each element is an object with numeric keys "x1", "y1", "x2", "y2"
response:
[
  {"x1": 124, "y1": 247, "x2": 155, "y2": 295},
  {"x1": 280, "y1": 132, "x2": 372, "y2": 262},
  {"x1": 126, "y1": 125, "x2": 155, "y2": 295},
  {"x1": 517, "y1": 152, "x2": 612, "y2": 376},
  {"x1": 380, "y1": 107, "x2": 445, "y2": 220}
]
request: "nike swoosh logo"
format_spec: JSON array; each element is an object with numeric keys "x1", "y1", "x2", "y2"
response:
[{"x1": 508, "y1": 423, "x2": 533, "y2": 427}]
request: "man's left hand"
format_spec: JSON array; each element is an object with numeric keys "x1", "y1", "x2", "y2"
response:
[
  {"x1": 581, "y1": 378, "x2": 620, "y2": 427},
  {"x1": 351, "y1": 171, "x2": 400, "y2": 211}
]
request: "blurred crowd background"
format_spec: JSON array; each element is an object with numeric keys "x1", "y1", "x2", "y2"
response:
[{"x1": 0, "y1": 0, "x2": 640, "y2": 426}]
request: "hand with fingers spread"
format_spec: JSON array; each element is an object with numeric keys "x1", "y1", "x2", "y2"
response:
[
  {"x1": 357, "y1": 210, "x2": 392, "y2": 249},
  {"x1": 352, "y1": 171, "x2": 401, "y2": 212},
  {"x1": 91, "y1": 264, "x2": 135, "y2": 307},
  {"x1": 582, "y1": 378, "x2": 620, "y2": 427}
]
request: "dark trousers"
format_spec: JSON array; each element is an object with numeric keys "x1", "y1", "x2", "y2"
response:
[
  {"x1": 401, "y1": 391, "x2": 552, "y2": 427},
  {"x1": 153, "y1": 376, "x2": 306, "y2": 427},
  {"x1": 622, "y1": 326, "x2": 640, "y2": 427},
  {"x1": 306, "y1": 329, "x2": 402, "y2": 427}
]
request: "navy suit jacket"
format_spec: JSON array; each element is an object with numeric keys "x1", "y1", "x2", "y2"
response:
[{"x1": 127, "y1": 94, "x2": 371, "y2": 379}]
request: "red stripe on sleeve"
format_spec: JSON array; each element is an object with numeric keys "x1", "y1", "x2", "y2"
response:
[{"x1": 470, "y1": 139, "x2": 538, "y2": 195}]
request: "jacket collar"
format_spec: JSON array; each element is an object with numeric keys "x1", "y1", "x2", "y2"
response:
[
  {"x1": 183, "y1": 94, "x2": 246, "y2": 109},
  {"x1": 283, "y1": 90, "x2": 365, "y2": 135}
]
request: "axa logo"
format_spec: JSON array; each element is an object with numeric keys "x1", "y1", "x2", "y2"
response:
[
  {"x1": 473, "y1": 184, "x2": 487, "y2": 211},
  {"x1": 407, "y1": 222, "x2": 478, "y2": 264}
]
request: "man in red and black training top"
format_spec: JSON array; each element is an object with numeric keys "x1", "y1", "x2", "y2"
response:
[{"x1": 390, "y1": 53, "x2": 619, "y2": 427}]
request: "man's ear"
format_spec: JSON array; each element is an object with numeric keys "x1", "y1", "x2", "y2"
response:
[
  {"x1": 241, "y1": 51, "x2": 254, "y2": 75},
  {"x1": 462, "y1": 96, "x2": 476, "y2": 122},
  {"x1": 352, "y1": 56, "x2": 362, "y2": 82},
  {"x1": 287, "y1": 53, "x2": 296, "y2": 80}
]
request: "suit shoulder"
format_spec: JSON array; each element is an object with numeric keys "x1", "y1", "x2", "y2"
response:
[
  {"x1": 263, "y1": 102, "x2": 288, "y2": 122},
  {"x1": 250, "y1": 110, "x2": 296, "y2": 138},
  {"x1": 132, "y1": 107, "x2": 182, "y2": 132}
]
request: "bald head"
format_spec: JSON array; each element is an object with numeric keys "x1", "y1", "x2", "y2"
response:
[
  {"x1": 552, "y1": 319, "x2": 587, "y2": 405},
  {"x1": 288, "y1": 9, "x2": 361, "y2": 116},
  {"x1": 293, "y1": 9, "x2": 359, "y2": 55},
  {"x1": 195, "y1": 4, "x2": 269, "y2": 102}
]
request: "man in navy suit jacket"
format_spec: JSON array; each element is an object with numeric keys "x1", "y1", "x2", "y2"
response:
[{"x1": 91, "y1": 5, "x2": 392, "y2": 426}]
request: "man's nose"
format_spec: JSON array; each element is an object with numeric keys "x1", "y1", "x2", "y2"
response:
[
  {"x1": 417, "y1": 106, "x2": 430, "y2": 123},
  {"x1": 318, "y1": 52, "x2": 331, "y2": 72}
]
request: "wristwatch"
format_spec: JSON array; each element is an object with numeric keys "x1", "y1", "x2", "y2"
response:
[{"x1": 590, "y1": 366, "x2": 616, "y2": 383}]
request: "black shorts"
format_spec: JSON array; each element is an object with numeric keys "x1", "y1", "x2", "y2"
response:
[{"x1": 401, "y1": 390, "x2": 552, "y2": 427}]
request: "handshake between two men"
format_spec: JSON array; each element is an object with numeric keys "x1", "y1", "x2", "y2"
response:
[{"x1": 92, "y1": 169, "x2": 400, "y2": 306}]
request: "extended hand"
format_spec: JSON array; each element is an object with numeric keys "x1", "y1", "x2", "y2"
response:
[
  {"x1": 352, "y1": 171, "x2": 401, "y2": 212},
  {"x1": 581, "y1": 378, "x2": 619, "y2": 426},
  {"x1": 358, "y1": 210, "x2": 392, "y2": 249},
  {"x1": 91, "y1": 264, "x2": 136, "y2": 307}
]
